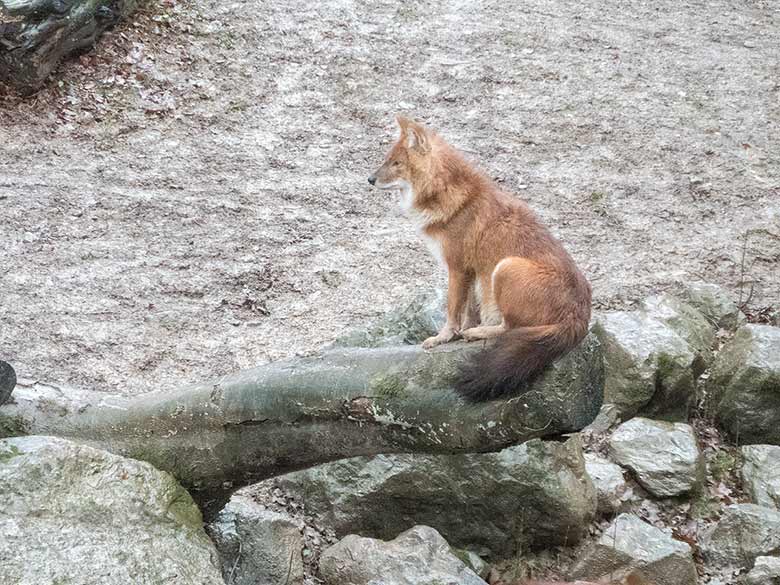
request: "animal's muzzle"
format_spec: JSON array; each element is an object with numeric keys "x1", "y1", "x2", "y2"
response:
[{"x1": 368, "y1": 176, "x2": 376, "y2": 185}]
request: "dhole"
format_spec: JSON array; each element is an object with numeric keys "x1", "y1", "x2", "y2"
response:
[{"x1": 369, "y1": 116, "x2": 592, "y2": 401}]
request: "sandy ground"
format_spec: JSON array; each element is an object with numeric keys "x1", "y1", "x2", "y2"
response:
[{"x1": 1, "y1": 0, "x2": 778, "y2": 396}]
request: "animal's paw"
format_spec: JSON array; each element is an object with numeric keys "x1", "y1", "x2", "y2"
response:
[
  {"x1": 422, "y1": 329, "x2": 457, "y2": 349},
  {"x1": 461, "y1": 327, "x2": 482, "y2": 342},
  {"x1": 422, "y1": 335, "x2": 445, "y2": 350}
]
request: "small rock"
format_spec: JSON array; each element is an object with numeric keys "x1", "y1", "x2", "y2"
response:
[
  {"x1": 584, "y1": 453, "x2": 628, "y2": 515},
  {"x1": 706, "y1": 324, "x2": 780, "y2": 444},
  {"x1": 318, "y1": 270, "x2": 346, "y2": 288},
  {"x1": 569, "y1": 513, "x2": 697, "y2": 585},
  {"x1": 700, "y1": 504, "x2": 780, "y2": 568},
  {"x1": 207, "y1": 495, "x2": 304, "y2": 585},
  {"x1": 609, "y1": 418, "x2": 703, "y2": 497},
  {"x1": 455, "y1": 549, "x2": 490, "y2": 579},
  {"x1": 745, "y1": 556, "x2": 780, "y2": 585},
  {"x1": 582, "y1": 403, "x2": 622, "y2": 435},
  {"x1": 319, "y1": 525, "x2": 487, "y2": 585},
  {"x1": 740, "y1": 444, "x2": 780, "y2": 510},
  {"x1": 681, "y1": 282, "x2": 745, "y2": 330}
]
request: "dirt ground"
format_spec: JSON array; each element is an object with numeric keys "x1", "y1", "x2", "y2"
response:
[{"x1": 1, "y1": 0, "x2": 778, "y2": 396}]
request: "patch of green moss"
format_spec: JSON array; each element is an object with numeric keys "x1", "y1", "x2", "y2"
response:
[
  {"x1": 709, "y1": 449, "x2": 737, "y2": 482},
  {"x1": 369, "y1": 373, "x2": 408, "y2": 398},
  {"x1": 167, "y1": 487, "x2": 205, "y2": 532},
  {"x1": 655, "y1": 353, "x2": 682, "y2": 379},
  {"x1": 690, "y1": 494, "x2": 721, "y2": 520},
  {"x1": 414, "y1": 352, "x2": 462, "y2": 391},
  {"x1": 450, "y1": 548, "x2": 471, "y2": 566},
  {"x1": 0, "y1": 444, "x2": 22, "y2": 463},
  {"x1": 0, "y1": 414, "x2": 29, "y2": 439}
]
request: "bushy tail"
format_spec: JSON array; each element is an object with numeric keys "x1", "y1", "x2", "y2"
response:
[{"x1": 455, "y1": 319, "x2": 584, "y2": 402}]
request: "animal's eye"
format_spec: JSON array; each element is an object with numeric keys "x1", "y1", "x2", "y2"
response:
[{"x1": 392, "y1": 160, "x2": 400, "y2": 166}]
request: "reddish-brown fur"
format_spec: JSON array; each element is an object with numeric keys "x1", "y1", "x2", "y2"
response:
[{"x1": 369, "y1": 116, "x2": 592, "y2": 401}]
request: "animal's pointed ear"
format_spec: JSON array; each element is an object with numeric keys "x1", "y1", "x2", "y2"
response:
[
  {"x1": 406, "y1": 121, "x2": 430, "y2": 153},
  {"x1": 396, "y1": 115, "x2": 411, "y2": 133}
]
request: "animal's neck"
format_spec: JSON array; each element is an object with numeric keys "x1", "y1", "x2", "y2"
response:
[{"x1": 411, "y1": 144, "x2": 484, "y2": 227}]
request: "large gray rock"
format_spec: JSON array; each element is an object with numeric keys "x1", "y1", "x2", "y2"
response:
[
  {"x1": 332, "y1": 289, "x2": 444, "y2": 348},
  {"x1": 700, "y1": 504, "x2": 780, "y2": 568},
  {"x1": 254, "y1": 436, "x2": 596, "y2": 559},
  {"x1": 608, "y1": 418, "x2": 703, "y2": 497},
  {"x1": 569, "y1": 513, "x2": 697, "y2": 585},
  {"x1": 0, "y1": 0, "x2": 141, "y2": 93},
  {"x1": 319, "y1": 525, "x2": 487, "y2": 585},
  {"x1": 584, "y1": 453, "x2": 628, "y2": 515},
  {"x1": 207, "y1": 494, "x2": 304, "y2": 585},
  {"x1": 745, "y1": 556, "x2": 780, "y2": 585},
  {"x1": 0, "y1": 436, "x2": 223, "y2": 585},
  {"x1": 592, "y1": 293, "x2": 714, "y2": 420},
  {"x1": 641, "y1": 294, "x2": 715, "y2": 359},
  {"x1": 681, "y1": 282, "x2": 746, "y2": 330},
  {"x1": 706, "y1": 324, "x2": 780, "y2": 444},
  {"x1": 740, "y1": 444, "x2": 780, "y2": 510}
]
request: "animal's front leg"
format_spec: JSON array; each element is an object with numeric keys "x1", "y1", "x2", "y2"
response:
[
  {"x1": 461, "y1": 282, "x2": 481, "y2": 330},
  {"x1": 423, "y1": 270, "x2": 472, "y2": 349}
]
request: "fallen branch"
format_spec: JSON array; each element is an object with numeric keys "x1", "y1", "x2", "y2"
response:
[{"x1": 0, "y1": 337, "x2": 603, "y2": 516}]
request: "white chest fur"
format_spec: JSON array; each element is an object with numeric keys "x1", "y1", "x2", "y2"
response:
[
  {"x1": 420, "y1": 231, "x2": 446, "y2": 268},
  {"x1": 396, "y1": 181, "x2": 447, "y2": 269}
]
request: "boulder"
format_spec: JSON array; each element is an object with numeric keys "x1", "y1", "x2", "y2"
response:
[
  {"x1": 252, "y1": 436, "x2": 596, "y2": 559},
  {"x1": 207, "y1": 494, "x2": 304, "y2": 585},
  {"x1": 740, "y1": 444, "x2": 780, "y2": 510},
  {"x1": 332, "y1": 289, "x2": 444, "y2": 348},
  {"x1": 592, "y1": 293, "x2": 714, "y2": 420},
  {"x1": 319, "y1": 525, "x2": 487, "y2": 585},
  {"x1": 608, "y1": 418, "x2": 703, "y2": 497},
  {"x1": 569, "y1": 513, "x2": 697, "y2": 585},
  {"x1": 681, "y1": 282, "x2": 746, "y2": 330},
  {"x1": 745, "y1": 556, "x2": 780, "y2": 585},
  {"x1": 706, "y1": 324, "x2": 780, "y2": 444},
  {"x1": 640, "y1": 294, "x2": 715, "y2": 360},
  {"x1": 584, "y1": 453, "x2": 628, "y2": 515},
  {"x1": 0, "y1": 435, "x2": 223, "y2": 585},
  {"x1": 0, "y1": 0, "x2": 141, "y2": 93},
  {"x1": 700, "y1": 504, "x2": 780, "y2": 568}
]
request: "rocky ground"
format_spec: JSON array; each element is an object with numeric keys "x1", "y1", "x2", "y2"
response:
[
  {"x1": 1, "y1": 0, "x2": 778, "y2": 396},
  {"x1": 2, "y1": 278, "x2": 780, "y2": 583}
]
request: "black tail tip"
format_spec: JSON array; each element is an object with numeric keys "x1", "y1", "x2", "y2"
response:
[{"x1": 454, "y1": 355, "x2": 535, "y2": 402}]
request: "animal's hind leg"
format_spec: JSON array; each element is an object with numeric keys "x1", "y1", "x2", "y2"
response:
[
  {"x1": 462, "y1": 272, "x2": 504, "y2": 341},
  {"x1": 462, "y1": 322, "x2": 505, "y2": 341},
  {"x1": 492, "y1": 256, "x2": 559, "y2": 328}
]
